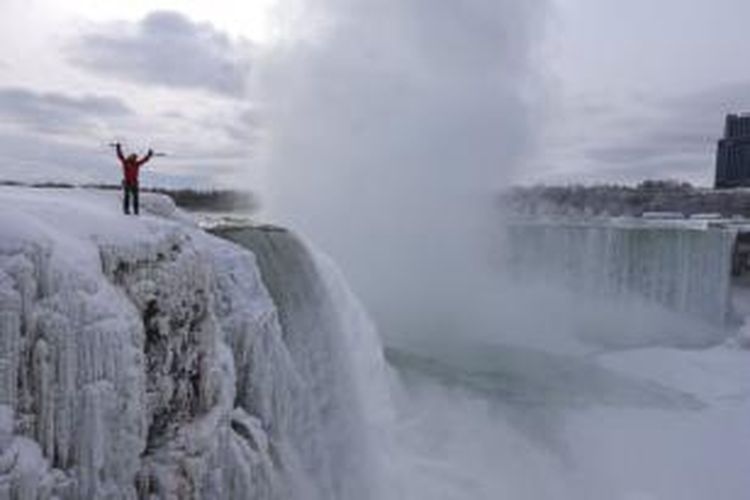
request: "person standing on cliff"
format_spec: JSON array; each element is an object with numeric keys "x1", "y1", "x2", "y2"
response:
[{"x1": 114, "y1": 142, "x2": 153, "y2": 215}]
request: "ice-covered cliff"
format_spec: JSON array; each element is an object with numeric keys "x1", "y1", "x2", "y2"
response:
[{"x1": 0, "y1": 187, "x2": 389, "y2": 500}]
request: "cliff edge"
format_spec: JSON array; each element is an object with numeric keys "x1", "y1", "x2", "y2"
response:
[{"x1": 0, "y1": 187, "x2": 387, "y2": 500}]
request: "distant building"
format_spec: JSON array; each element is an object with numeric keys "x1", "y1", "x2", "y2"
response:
[{"x1": 715, "y1": 114, "x2": 750, "y2": 188}]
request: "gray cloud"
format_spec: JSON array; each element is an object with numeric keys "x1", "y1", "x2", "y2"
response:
[
  {"x1": 222, "y1": 108, "x2": 259, "y2": 142},
  {"x1": 552, "y1": 82, "x2": 750, "y2": 184},
  {"x1": 663, "y1": 81, "x2": 750, "y2": 115},
  {"x1": 586, "y1": 144, "x2": 674, "y2": 166},
  {"x1": 0, "y1": 130, "x2": 225, "y2": 188},
  {"x1": 69, "y1": 11, "x2": 251, "y2": 97},
  {"x1": 0, "y1": 92, "x2": 251, "y2": 189},
  {"x1": 0, "y1": 85, "x2": 255, "y2": 186},
  {"x1": 0, "y1": 87, "x2": 131, "y2": 134},
  {"x1": 0, "y1": 131, "x2": 124, "y2": 184},
  {"x1": 585, "y1": 131, "x2": 715, "y2": 166}
]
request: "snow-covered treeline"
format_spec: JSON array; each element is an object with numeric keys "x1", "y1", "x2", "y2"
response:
[{"x1": 503, "y1": 181, "x2": 750, "y2": 217}]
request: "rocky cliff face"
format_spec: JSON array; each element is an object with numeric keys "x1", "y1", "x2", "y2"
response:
[{"x1": 0, "y1": 188, "x2": 388, "y2": 500}]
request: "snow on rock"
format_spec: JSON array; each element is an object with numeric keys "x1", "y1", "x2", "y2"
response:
[{"x1": 0, "y1": 187, "x2": 385, "y2": 499}]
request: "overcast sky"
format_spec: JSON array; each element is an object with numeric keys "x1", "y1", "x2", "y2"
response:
[
  {"x1": 0, "y1": 0, "x2": 749, "y2": 188},
  {"x1": 539, "y1": 0, "x2": 750, "y2": 185}
]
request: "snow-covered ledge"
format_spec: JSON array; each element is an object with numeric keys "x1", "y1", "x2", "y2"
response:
[{"x1": 0, "y1": 187, "x2": 308, "y2": 499}]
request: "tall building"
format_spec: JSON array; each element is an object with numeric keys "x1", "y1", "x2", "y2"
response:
[{"x1": 715, "y1": 114, "x2": 750, "y2": 188}]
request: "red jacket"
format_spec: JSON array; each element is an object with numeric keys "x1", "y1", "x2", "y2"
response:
[{"x1": 117, "y1": 144, "x2": 153, "y2": 185}]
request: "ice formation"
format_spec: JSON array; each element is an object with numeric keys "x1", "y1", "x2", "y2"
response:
[{"x1": 0, "y1": 187, "x2": 388, "y2": 499}]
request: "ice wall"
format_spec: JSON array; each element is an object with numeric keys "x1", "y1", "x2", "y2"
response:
[
  {"x1": 0, "y1": 189, "x2": 388, "y2": 499},
  {"x1": 505, "y1": 219, "x2": 736, "y2": 327}
]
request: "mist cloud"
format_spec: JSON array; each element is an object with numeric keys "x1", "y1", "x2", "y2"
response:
[{"x1": 256, "y1": 0, "x2": 550, "y2": 336}]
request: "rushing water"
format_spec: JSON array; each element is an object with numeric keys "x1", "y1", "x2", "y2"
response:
[
  {"x1": 504, "y1": 219, "x2": 736, "y2": 326},
  {"x1": 213, "y1": 220, "x2": 749, "y2": 500},
  {"x1": 213, "y1": 225, "x2": 393, "y2": 500}
]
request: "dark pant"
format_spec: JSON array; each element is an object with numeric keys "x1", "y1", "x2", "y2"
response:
[{"x1": 123, "y1": 182, "x2": 139, "y2": 215}]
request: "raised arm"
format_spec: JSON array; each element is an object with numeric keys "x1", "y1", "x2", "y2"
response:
[
  {"x1": 136, "y1": 149, "x2": 154, "y2": 167},
  {"x1": 115, "y1": 143, "x2": 125, "y2": 162}
]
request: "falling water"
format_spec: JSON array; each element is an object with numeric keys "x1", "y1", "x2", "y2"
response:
[
  {"x1": 505, "y1": 219, "x2": 736, "y2": 325},
  {"x1": 213, "y1": 225, "x2": 394, "y2": 500}
]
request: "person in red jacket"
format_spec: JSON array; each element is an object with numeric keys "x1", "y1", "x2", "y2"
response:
[{"x1": 115, "y1": 143, "x2": 153, "y2": 215}]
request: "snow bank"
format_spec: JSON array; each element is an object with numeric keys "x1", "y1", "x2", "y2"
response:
[{"x1": 0, "y1": 187, "x2": 386, "y2": 499}]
